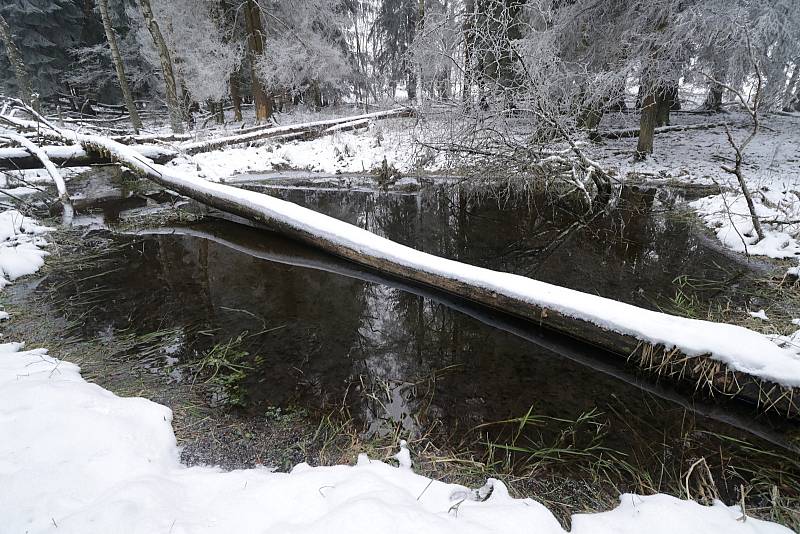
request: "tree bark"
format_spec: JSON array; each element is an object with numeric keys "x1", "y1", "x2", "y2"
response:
[
  {"x1": 636, "y1": 91, "x2": 657, "y2": 160},
  {"x1": 0, "y1": 144, "x2": 177, "y2": 170},
  {"x1": 655, "y1": 88, "x2": 670, "y2": 127},
  {"x1": 230, "y1": 71, "x2": 243, "y2": 121},
  {"x1": 244, "y1": 0, "x2": 272, "y2": 122},
  {"x1": 0, "y1": 14, "x2": 37, "y2": 111},
  {"x1": 415, "y1": 0, "x2": 424, "y2": 103},
  {"x1": 137, "y1": 0, "x2": 184, "y2": 133},
  {"x1": 98, "y1": 0, "x2": 143, "y2": 133}
]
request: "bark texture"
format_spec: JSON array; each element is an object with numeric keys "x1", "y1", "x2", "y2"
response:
[
  {"x1": 635, "y1": 91, "x2": 657, "y2": 159},
  {"x1": 244, "y1": 0, "x2": 272, "y2": 122}
]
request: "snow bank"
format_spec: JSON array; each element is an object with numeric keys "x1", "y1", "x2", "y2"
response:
[
  {"x1": 0, "y1": 343, "x2": 792, "y2": 534},
  {"x1": 184, "y1": 122, "x2": 419, "y2": 179},
  {"x1": 691, "y1": 190, "x2": 800, "y2": 259},
  {"x1": 0, "y1": 209, "x2": 50, "y2": 287}
]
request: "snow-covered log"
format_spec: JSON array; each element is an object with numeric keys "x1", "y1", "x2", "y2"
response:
[
  {"x1": 0, "y1": 144, "x2": 177, "y2": 170},
  {"x1": 0, "y1": 133, "x2": 72, "y2": 220},
  {"x1": 110, "y1": 132, "x2": 193, "y2": 145},
  {"x1": 181, "y1": 108, "x2": 413, "y2": 155},
  {"x1": 594, "y1": 122, "x2": 729, "y2": 140},
  {"x1": 70, "y1": 134, "x2": 800, "y2": 417},
  {"x1": 0, "y1": 93, "x2": 795, "y2": 415}
]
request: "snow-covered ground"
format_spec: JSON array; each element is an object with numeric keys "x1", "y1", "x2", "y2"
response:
[
  {"x1": 591, "y1": 112, "x2": 800, "y2": 267},
  {"x1": 185, "y1": 119, "x2": 423, "y2": 178}
]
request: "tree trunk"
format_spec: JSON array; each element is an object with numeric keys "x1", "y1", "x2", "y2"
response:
[
  {"x1": 415, "y1": 0, "x2": 424, "y2": 103},
  {"x1": 230, "y1": 71, "x2": 243, "y2": 121},
  {"x1": 783, "y1": 63, "x2": 799, "y2": 111},
  {"x1": 137, "y1": 0, "x2": 184, "y2": 133},
  {"x1": 98, "y1": 0, "x2": 143, "y2": 133},
  {"x1": 462, "y1": 0, "x2": 475, "y2": 107},
  {"x1": 0, "y1": 14, "x2": 37, "y2": 111},
  {"x1": 702, "y1": 65, "x2": 726, "y2": 112},
  {"x1": 655, "y1": 88, "x2": 670, "y2": 127},
  {"x1": 636, "y1": 91, "x2": 657, "y2": 160},
  {"x1": 244, "y1": 0, "x2": 272, "y2": 122},
  {"x1": 407, "y1": 70, "x2": 417, "y2": 103},
  {"x1": 577, "y1": 92, "x2": 603, "y2": 130}
]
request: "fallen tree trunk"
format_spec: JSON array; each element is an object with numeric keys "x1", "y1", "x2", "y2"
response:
[
  {"x1": 69, "y1": 134, "x2": 800, "y2": 418},
  {"x1": 181, "y1": 108, "x2": 413, "y2": 155},
  {"x1": 594, "y1": 122, "x2": 729, "y2": 140},
  {"x1": 1, "y1": 96, "x2": 796, "y2": 417},
  {"x1": 110, "y1": 132, "x2": 193, "y2": 145},
  {"x1": 0, "y1": 133, "x2": 73, "y2": 220},
  {"x1": 0, "y1": 144, "x2": 177, "y2": 170}
]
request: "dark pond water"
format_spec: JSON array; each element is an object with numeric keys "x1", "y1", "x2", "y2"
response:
[{"x1": 42, "y1": 173, "x2": 798, "y2": 498}]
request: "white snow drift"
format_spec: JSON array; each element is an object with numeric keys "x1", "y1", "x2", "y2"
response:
[{"x1": 0, "y1": 344, "x2": 793, "y2": 534}]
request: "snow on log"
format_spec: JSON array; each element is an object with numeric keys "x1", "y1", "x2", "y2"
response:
[
  {"x1": 0, "y1": 144, "x2": 177, "y2": 170},
  {"x1": 73, "y1": 133, "x2": 800, "y2": 417},
  {"x1": 594, "y1": 122, "x2": 729, "y2": 140},
  {"x1": 110, "y1": 132, "x2": 193, "y2": 145},
  {"x1": 0, "y1": 133, "x2": 70, "y2": 203},
  {"x1": 180, "y1": 108, "x2": 413, "y2": 155}
]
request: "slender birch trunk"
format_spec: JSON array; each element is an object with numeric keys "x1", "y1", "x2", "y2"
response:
[
  {"x1": 0, "y1": 14, "x2": 37, "y2": 111},
  {"x1": 415, "y1": 0, "x2": 424, "y2": 104},
  {"x1": 137, "y1": 0, "x2": 184, "y2": 133},
  {"x1": 98, "y1": 0, "x2": 143, "y2": 133}
]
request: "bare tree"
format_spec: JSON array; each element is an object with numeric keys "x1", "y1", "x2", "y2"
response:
[
  {"x1": 137, "y1": 0, "x2": 184, "y2": 133},
  {"x1": 702, "y1": 35, "x2": 766, "y2": 242},
  {"x1": 98, "y1": 0, "x2": 143, "y2": 133}
]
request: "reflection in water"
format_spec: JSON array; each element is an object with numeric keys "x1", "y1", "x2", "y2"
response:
[
  {"x1": 46, "y1": 184, "x2": 797, "y2": 496},
  {"x1": 246, "y1": 184, "x2": 757, "y2": 311}
]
